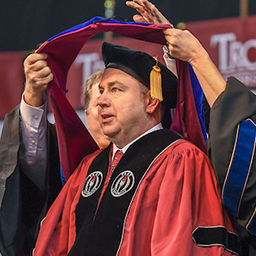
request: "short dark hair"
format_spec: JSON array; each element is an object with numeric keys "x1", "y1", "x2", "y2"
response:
[{"x1": 83, "y1": 69, "x2": 104, "y2": 111}]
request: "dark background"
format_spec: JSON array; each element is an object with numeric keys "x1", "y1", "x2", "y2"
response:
[{"x1": 1, "y1": 0, "x2": 256, "y2": 51}]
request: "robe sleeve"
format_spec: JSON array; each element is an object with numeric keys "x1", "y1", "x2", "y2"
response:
[
  {"x1": 209, "y1": 76, "x2": 256, "y2": 235},
  {"x1": 150, "y1": 142, "x2": 237, "y2": 255}
]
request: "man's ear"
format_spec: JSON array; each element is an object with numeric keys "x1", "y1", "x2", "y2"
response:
[
  {"x1": 146, "y1": 90, "x2": 160, "y2": 114},
  {"x1": 85, "y1": 109, "x2": 88, "y2": 117}
]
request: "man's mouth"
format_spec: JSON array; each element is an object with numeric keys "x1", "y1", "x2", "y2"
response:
[{"x1": 101, "y1": 113, "x2": 114, "y2": 123}]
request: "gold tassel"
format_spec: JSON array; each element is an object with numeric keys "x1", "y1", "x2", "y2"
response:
[{"x1": 150, "y1": 57, "x2": 163, "y2": 102}]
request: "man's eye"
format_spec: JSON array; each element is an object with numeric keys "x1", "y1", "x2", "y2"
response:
[{"x1": 112, "y1": 88, "x2": 120, "y2": 92}]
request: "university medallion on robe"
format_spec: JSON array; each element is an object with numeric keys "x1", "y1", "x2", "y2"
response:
[
  {"x1": 111, "y1": 170, "x2": 135, "y2": 197},
  {"x1": 81, "y1": 171, "x2": 103, "y2": 197}
]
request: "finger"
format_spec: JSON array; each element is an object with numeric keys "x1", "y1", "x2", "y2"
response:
[
  {"x1": 132, "y1": 0, "x2": 153, "y2": 16},
  {"x1": 36, "y1": 66, "x2": 53, "y2": 80},
  {"x1": 126, "y1": 1, "x2": 146, "y2": 15},
  {"x1": 26, "y1": 65, "x2": 52, "y2": 82},
  {"x1": 30, "y1": 60, "x2": 49, "y2": 72},
  {"x1": 163, "y1": 28, "x2": 178, "y2": 38},
  {"x1": 126, "y1": 0, "x2": 151, "y2": 17},
  {"x1": 126, "y1": 1, "x2": 151, "y2": 21},
  {"x1": 163, "y1": 28, "x2": 172, "y2": 40},
  {"x1": 133, "y1": 14, "x2": 148, "y2": 23},
  {"x1": 127, "y1": 0, "x2": 157, "y2": 24},
  {"x1": 24, "y1": 54, "x2": 49, "y2": 75},
  {"x1": 126, "y1": 1, "x2": 140, "y2": 9},
  {"x1": 126, "y1": 1, "x2": 150, "y2": 23},
  {"x1": 133, "y1": 0, "x2": 147, "y2": 6},
  {"x1": 35, "y1": 72, "x2": 53, "y2": 86},
  {"x1": 136, "y1": 0, "x2": 165, "y2": 24},
  {"x1": 138, "y1": 12, "x2": 153, "y2": 23},
  {"x1": 28, "y1": 67, "x2": 53, "y2": 88},
  {"x1": 24, "y1": 53, "x2": 48, "y2": 66},
  {"x1": 140, "y1": 0, "x2": 153, "y2": 12},
  {"x1": 151, "y1": 4, "x2": 171, "y2": 25}
]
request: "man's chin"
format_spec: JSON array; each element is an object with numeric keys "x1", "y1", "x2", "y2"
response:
[{"x1": 102, "y1": 127, "x2": 117, "y2": 139}]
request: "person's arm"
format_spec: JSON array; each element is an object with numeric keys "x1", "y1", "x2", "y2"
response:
[
  {"x1": 164, "y1": 28, "x2": 226, "y2": 107},
  {"x1": 19, "y1": 94, "x2": 48, "y2": 191},
  {"x1": 19, "y1": 94, "x2": 47, "y2": 164},
  {"x1": 19, "y1": 53, "x2": 53, "y2": 191},
  {"x1": 126, "y1": 0, "x2": 226, "y2": 107},
  {"x1": 23, "y1": 53, "x2": 53, "y2": 107},
  {"x1": 209, "y1": 77, "x2": 256, "y2": 235}
]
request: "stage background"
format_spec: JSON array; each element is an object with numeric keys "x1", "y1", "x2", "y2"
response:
[{"x1": 1, "y1": 0, "x2": 256, "y2": 133}]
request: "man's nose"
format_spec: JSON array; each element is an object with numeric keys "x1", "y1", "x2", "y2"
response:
[{"x1": 97, "y1": 91, "x2": 110, "y2": 108}]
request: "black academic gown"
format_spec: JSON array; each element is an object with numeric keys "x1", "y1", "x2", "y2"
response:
[
  {"x1": 209, "y1": 76, "x2": 256, "y2": 250},
  {"x1": 0, "y1": 105, "x2": 62, "y2": 256}
]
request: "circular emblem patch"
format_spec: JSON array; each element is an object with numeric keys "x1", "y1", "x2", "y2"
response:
[
  {"x1": 111, "y1": 170, "x2": 135, "y2": 197},
  {"x1": 81, "y1": 171, "x2": 103, "y2": 197}
]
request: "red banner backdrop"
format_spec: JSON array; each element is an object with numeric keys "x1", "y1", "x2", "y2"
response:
[
  {"x1": 186, "y1": 15, "x2": 256, "y2": 88},
  {"x1": 1, "y1": 15, "x2": 256, "y2": 119},
  {"x1": 0, "y1": 52, "x2": 24, "y2": 119}
]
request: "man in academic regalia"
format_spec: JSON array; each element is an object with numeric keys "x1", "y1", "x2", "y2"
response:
[{"x1": 33, "y1": 42, "x2": 239, "y2": 256}]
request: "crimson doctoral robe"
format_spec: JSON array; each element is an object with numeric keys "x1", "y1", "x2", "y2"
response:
[{"x1": 34, "y1": 130, "x2": 239, "y2": 256}]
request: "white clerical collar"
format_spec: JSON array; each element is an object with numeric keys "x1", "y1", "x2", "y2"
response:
[{"x1": 112, "y1": 123, "x2": 163, "y2": 160}]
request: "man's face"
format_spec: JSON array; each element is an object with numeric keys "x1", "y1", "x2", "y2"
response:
[
  {"x1": 98, "y1": 68, "x2": 150, "y2": 148},
  {"x1": 85, "y1": 82, "x2": 110, "y2": 148}
]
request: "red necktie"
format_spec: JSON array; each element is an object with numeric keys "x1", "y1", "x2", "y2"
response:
[{"x1": 111, "y1": 150, "x2": 123, "y2": 171}]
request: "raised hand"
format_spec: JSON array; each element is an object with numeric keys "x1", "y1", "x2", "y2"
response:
[
  {"x1": 126, "y1": 0, "x2": 171, "y2": 25},
  {"x1": 164, "y1": 28, "x2": 226, "y2": 107},
  {"x1": 164, "y1": 29, "x2": 205, "y2": 64},
  {"x1": 23, "y1": 53, "x2": 53, "y2": 107}
]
